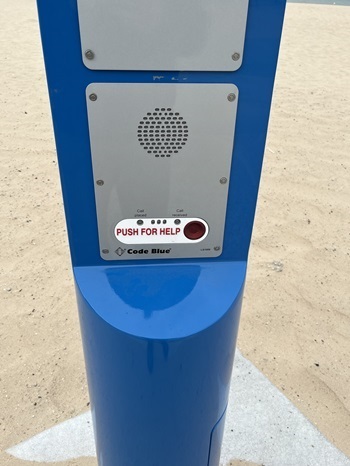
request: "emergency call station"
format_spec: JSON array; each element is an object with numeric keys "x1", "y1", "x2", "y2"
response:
[{"x1": 37, "y1": 0, "x2": 286, "y2": 464}]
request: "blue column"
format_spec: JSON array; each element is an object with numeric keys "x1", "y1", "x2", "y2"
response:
[{"x1": 75, "y1": 261, "x2": 246, "y2": 465}]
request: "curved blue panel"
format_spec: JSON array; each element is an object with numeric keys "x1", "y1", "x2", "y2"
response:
[
  {"x1": 75, "y1": 261, "x2": 245, "y2": 465},
  {"x1": 208, "y1": 408, "x2": 228, "y2": 466},
  {"x1": 74, "y1": 261, "x2": 246, "y2": 339}
]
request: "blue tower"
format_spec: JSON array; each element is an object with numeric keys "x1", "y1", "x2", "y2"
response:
[{"x1": 36, "y1": 1, "x2": 286, "y2": 464}]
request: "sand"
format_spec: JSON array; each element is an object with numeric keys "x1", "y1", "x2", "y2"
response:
[{"x1": 0, "y1": 1, "x2": 349, "y2": 465}]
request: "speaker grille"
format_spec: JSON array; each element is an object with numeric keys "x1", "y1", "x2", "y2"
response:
[{"x1": 137, "y1": 108, "x2": 189, "y2": 157}]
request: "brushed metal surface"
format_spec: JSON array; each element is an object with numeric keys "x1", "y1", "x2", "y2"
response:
[
  {"x1": 78, "y1": 0, "x2": 249, "y2": 71},
  {"x1": 86, "y1": 83, "x2": 238, "y2": 260}
]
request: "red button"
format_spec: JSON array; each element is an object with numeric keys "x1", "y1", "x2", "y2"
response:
[{"x1": 184, "y1": 221, "x2": 206, "y2": 240}]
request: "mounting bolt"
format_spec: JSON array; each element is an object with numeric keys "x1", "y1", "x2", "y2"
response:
[
  {"x1": 85, "y1": 49, "x2": 95, "y2": 60},
  {"x1": 89, "y1": 93, "x2": 98, "y2": 102},
  {"x1": 96, "y1": 179, "x2": 104, "y2": 186},
  {"x1": 102, "y1": 249, "x2": 109, "y2": 254},
  {"x1": 214, "y1": 246, "x2": 221, "y2": 251},
  {"x1": 227, "y1": 93, "x2": 236, "y2": 102},
  {"x1": 137, "y1": 220, "x2": 144, "y2": 225},
  {"x1": 220, "y1": 177, "x2": 228, "y2": 185},
  {"x1": 232, "y1": 52, "x2": 240, "y2": 61}
]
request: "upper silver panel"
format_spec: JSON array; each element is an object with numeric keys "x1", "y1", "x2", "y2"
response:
[
  {"x1": 86, "y1": 83, "x2": 238, "y2": 260},
  {"x1": 77, "y1": 0, "x2": 249, "y2": 71}
]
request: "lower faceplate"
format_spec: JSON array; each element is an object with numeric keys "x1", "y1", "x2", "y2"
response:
[{"x1": 86, "y1": 83, "x2": 238, "y2": 260}]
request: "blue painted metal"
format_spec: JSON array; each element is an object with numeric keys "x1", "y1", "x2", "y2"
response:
[
  {"x1": 37, "y1": 0, "x2": 286, "y2": 267},
  {"x1": 75, "y1": 261, "x2": 245, "y2": 465},
  {"x1": 36, "y1": 0, "x2": 286, "y2": 464},
  {"x1": 208, "y1": 409, "x2": 228, "y2": 466}
]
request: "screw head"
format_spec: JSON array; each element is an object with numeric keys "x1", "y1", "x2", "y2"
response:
[
  {"x1": 85, "y1": 49, "x2": 95, "y2": 60},
  {"x1": 227, "y1": 93, "x2": 236, "y2": 102},
  {"x1": 96, "y1": 180, "x2": 104, "y2": 186},
  {"x1": 137, "y1": 220, "x2": 144, "y2": 225},
  {"x1": 102, "y1": 249, "x2": 109, "y2": 254},
  {"x1": 220, "y1": 177, "x2": 228, "y2": 185},
  {"x1": 89, "y1": 93, "x2": 98, "y2": 102},
  {"x1": 174, "y1": 219, "x2": 181, "y2": 225},
  {"x1": 214, "y1": 246, "x2": 221, "y2": 251},
  {"x1": 232, "y1": 52, "x2": 240, "y2": 61}
]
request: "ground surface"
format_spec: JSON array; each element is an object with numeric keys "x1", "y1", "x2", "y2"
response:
[{"x1": 0, "y1": 1, "x2": 349, "y2": 465}]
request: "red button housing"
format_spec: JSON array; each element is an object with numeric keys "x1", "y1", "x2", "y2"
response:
[{"x1": 184, "y1": 221, "x2": 206, "y2": 240}]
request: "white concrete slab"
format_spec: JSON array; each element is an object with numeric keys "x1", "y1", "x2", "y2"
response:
[
  {"x1": 7, "y1": 412, "x2": 96, "y2": 463},
  {"x1": 221, "y1": 351, "x2": 350, "y2": 466},
  {"x1": 7, "y1": 351, "x2": 350, "y2": 465}
]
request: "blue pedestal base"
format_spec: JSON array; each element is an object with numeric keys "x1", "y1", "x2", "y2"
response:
[{"x1": 74, "y1": 261, "x2": 246, "y2": 466}]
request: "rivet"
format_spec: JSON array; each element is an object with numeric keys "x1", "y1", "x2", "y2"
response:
[
  {"x1": 220, "y1": 177, "x2": 228, "y2": 185},
  {"x1": 96, "y1": 180, "x2": 104, "y2": 186},
  {"x1": 232, "y1": 52, "x2": 240, "y2": 61},
  {"x1": 85, "y1": 49, "x2": 95, "y2": 60},
  {"x1": 102, "y1": 249, "x2": 109, "y2": 254},
  {"x1": 227, "y1": 93, "x2": 236, "y2": 102},
  {"x1": 89, "y1": 93, "x2": 98, "y2": 102},
  {"x1": 214, "y1": 246, "x2": 221, "y2": 251}
]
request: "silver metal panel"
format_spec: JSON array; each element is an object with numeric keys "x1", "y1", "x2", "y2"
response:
[
  {"x1": 77, "y1": 0, "x2": 249, "y2": 71},
  {"x1": 86, "y1": 83, "x2": 238, "y2": 260}
]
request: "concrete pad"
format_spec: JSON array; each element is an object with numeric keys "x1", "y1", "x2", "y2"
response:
[{"x1": 7, "y1": 351, "x2": 350, "y2": 466}]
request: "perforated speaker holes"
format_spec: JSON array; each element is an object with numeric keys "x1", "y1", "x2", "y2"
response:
[{"x1": 137, "y1": 108, "x2": 189, "y2": 158}]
